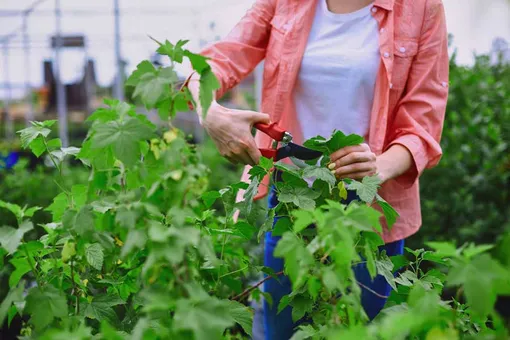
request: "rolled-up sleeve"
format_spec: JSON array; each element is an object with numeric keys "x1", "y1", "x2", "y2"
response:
[
  {"x1": 386, "y1": 0, "x2": 450, "y2": 188},
  {"x1": 196, "y1": 0, "x2": 275, "y2": 98}
]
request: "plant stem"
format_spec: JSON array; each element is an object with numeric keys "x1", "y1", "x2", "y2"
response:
[
  {"x1": 356, "y1": 280, "x2": 388, "y2": 299},
  {"x1": 71, "y1": 259, "x2": 80, "y2": 314},
  {"x1": 231, "y1": 271, "x2": 284, "y2": 301},
  {"x1": 23, "y1": 243, "x2": 43, "y2": 289},
  {"x1": 219, "y1": 265, "x2": 249, "y2": 279}
]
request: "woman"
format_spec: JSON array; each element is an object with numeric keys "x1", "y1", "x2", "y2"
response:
[{"x1": 186, "y1": 0, "x2": 449, "y2": 338}]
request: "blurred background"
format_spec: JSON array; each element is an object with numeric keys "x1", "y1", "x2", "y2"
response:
[{"x1": 0, "y1": 0, "x2": 509, "y2": 247}]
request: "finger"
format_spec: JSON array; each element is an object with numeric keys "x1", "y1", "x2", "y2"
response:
[
  {"x1": 337, "y1": 170, "x2": 378, "y2": 180},
  {"x1": 332, "y1": 162, "x2": 376, "y2": 178},
  {"x1": 245, "y1": 139, "x2": 262, "y2": 165},
  {"x1": 331, "y1": 151, "x2": 376, "y2": 169},
  {"x1": 240, "y1": 110, "x2": 271, "y2": 124},
  {"x1": 330, "y1": 144, "x2": 367, "y2": 162}
]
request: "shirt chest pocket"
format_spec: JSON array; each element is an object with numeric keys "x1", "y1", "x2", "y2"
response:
[{"x1": 392, "y1": 39, "x2": 419, "y2": 90}]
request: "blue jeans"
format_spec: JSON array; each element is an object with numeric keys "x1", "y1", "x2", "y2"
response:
[{"x1": 262, "y1": 187, "x2": 404, "y2": 340}]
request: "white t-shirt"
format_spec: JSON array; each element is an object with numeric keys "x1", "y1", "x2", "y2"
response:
[{"x1": 294, "y1": 0, "x2": 380, "y2": 140}]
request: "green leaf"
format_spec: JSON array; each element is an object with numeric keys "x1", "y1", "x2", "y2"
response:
[
  {"x1": 91, "y1": 117, "x2": 154, "y2": 167},
  {"x1": 258, "y1": 209, "x2": 275, "y2": 242},
  {"x1": 9, "y1": 257, "x2": 32, "y2": 287},
  {"x1": 154, "y1": 39, "x2": 188, "y2": 63},
  {"x1": 46, "y1": 192, "x2": 69, "y2": 221},
  {"x1": 17, "y1": 122, "x2": 53, "y2": 150},
  {"x1": 25, "y1": 285, "x2": 68, "y2": 330},
  {"x1": 344, "y1": 204, "x2": 382, "y2": 233},
  {"x1": 86, "y1": 107, "x2": 119, "y2": 123},
  {"x1": 84, "y1": 294, "x2": 124, "y2": 325},
  {"x1": 46, "y1": 138, "x2": 62, "y2": 150},
  {"x1": 292, "y1": 210, "x2": 315, "y2": 233},
  {"x1": 50, "y1": 147, "x2": 81, "y2": 163},
  {"x1": 376, "y1": 255, "x2": 397, "y2": 291},
  {"x1": 375, "y1": 194, "x2": 399, "y2": 229},
  {"x1": 0, "y1": 200, "x2": 23, "y2": 221},
  {"x1": 0, "y1": 221, "x2": 34, "y2": 254},
  {"x1": 447, "y1": 254, "x2": 508, "y2": 317},
  {"x1": 273, "y1": 217, "x2": 292, "y2": 237},
  {"x1": 348, "y1": 176, "x2": 381, "y2": 203},
  {"x1": 100, "y1": 321, "x2": 126, "y2": 340},
  {"x1": 29, "y1": 136, "x2": 46, "y2": 157},
  {"x1": 61, "y1": 240, "x2": 76, "y2": 262},
  {"x1": 132, "y1": 67, "x2": 178, "y2": 109},
  {"x1": 125, "y1": 60, "x2": 156, "y2": 87},
  {"x1": 201, "y1": 191, "x2": 221, "y2": 208},
  {"x1": 74, "y1": 205, "x2": 95, "y2": 235},
  {"x1": 278, "y1": 185, "x2": 320, "y2": 210},
  {"x1": 426, "y1": 241, "x2": 458, "y2": 257},
  {"x1": 24, "y1": 206, "x2": 42, "y2": 218},
  {"x1": 242, "y1": 177, "x2": 260, "y2": 216},
  {"x1": 303, "y1": 130, "x2": 364, "y2": 155},
  {"x1": 302, "y1": 166, "x2": 336, "y2": 186},
  {"x1": 0, "y1": 282, "x2": 24, "y2": 326},
  {"x1": 233, "y1": 221, "x2": 256, "y2": 240},
  {"x1": 121, "y1": 229, "x2": 147, "y2": 258},
  {"x1": 225, "y1": 300, "x2": 253, "y2": 337},
  {"x1": 174, "y1": 297, "x2": 235, "y2": 340},
  {"x1": 290, "y1": 295, "x2": 313, "y2": 322},
  {"x1": 364, "y1": 243, "x2": 377, "y2": 279},
  {"x1": 338, "y1": 181, "x2": 348, "y2": 200},
  {"x1": 290, "y1": 325, "x2": 319, "y2": 340},
  {"x1": 115, "y1": 207, "x2": 137, "y2": 229},
  {"x1": 85, "y1": 243, "x2": 104, "y2": 270},
  {"x1": 277, "y1": 295, "x2": 291, "y2": 314},
  {"x1": 185, "y1": 50, "x2": 210, "y2": 74},
  {"x1": 199, "y1": 67, "x2": 220, "y2": 118},
  {"x1": 259, "y1": 156, "x2": 273, "y2": 171}
]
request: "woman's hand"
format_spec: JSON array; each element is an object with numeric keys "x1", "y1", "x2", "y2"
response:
[
  {"x1": 203, "y1": 102, "x2": 270, "y2": 165},
  {"x1": 328, "y1": 143, "x2": 380, "y2": 181}
]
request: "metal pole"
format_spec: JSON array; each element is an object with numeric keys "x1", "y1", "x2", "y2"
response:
[
  {"x1": 54, "y1": 0, "x2": 68, "y2": 147},
  {"x1": 23, "y1": 15, "x2": 35, "y2": 126},
  {"x1": 113, "y1": 0, "x2": 123, "y2": 101},
  {"x1": 2, "y1": 44, "x2": 14, "y2": 141}
]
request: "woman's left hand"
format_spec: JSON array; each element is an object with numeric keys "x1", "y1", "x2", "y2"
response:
[{"x1": 328, "y1": 143, "x2": 379, "y2": 180}]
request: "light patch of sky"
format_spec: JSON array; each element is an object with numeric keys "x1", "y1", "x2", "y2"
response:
[{"x1": 1, "y1": 0, "x2": 510, "y2": 99}]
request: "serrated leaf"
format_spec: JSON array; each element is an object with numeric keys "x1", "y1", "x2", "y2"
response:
[
  {"x1": 201, "y1": 191, "x2": 221, "y2": 209},
  {"x1": 233, "y1": 221, "x2": 256, "y2": 240},
  {"x1": 348, "y1": 176, "x2": 381, "y2": 203},
  {"x1": 9, "y1": 258, "x2": 31, "y2": 287},
  {"x1": 375, "y1": 194, "x2": 399, "y2": 229},
  {"x1": 0, "y1": 221, "x2": 34, "y2": 254},
  {"x1": 91, "y1": 117, "x2": 154, "y2": 167},
  {"x1": 125, "y1": 60, "x2": 156, "y2": 87},
  {"x1": 185, "y1": 50, "x2": 210, "y2": 74},
  {"x1": 278, "y1": 185, "x2": 320, "y2": 210},
  {"x1": 258, "y1": 209, "x2": 275, "y2": 242},
  {"x1": 225, "y1": 300, "x2": 253, "y2": 337},
  {"x1": 198, "y1": 68, "x2": 220, "y2": 118},
  {"x1": 25, "y1": 285, "x2": 68, "y2": 330},
  {"x1": 17, "y1": 122, "x2": 52, "y2": 149},
  {"x1": 0, "y1": 282, "x2": 24, "y2": 326},
  {"x1": 174, "y1": 297, "x2": 235, "y2": 340},
  {"x1": 242, "y1": 177, "x2": 259, "y2": 216},
  {"x1": 292, "y1": 210, "x2": 315, "y2": 233},
  {"x1": 74, "y1": 205, "x2": 95, "y2": 235},
  {"x1": 121, "y1": 229, "x2": 147, "y2": 258},
  {"x1": 376, "y1": 255, "x2": 397, "y2": 291},
  {"x1": 85, "y1": 243, "x2": 104, "y2": 270},
  {"x1": 46, "y1": 192, "x2": 69, "y2": 221},
  {"x1": 302, "y1": 166, "x2": 336, "y2": 186},
  {"x1": 0, "y1": 200, "x2": 22, "y2": 221},
  {"x1": 338, "y1": 181, "x2": 348, "y2": 200},
  {"x1": 132, "y1": 67, "x2": 178, "y2": 109}
]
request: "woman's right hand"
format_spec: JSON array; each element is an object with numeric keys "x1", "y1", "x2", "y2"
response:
[{"x1": 203, "y1": 102, "x2": 270, "y2": 165}]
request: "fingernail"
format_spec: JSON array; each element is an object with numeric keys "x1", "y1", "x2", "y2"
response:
[
  {"x1": 328, "y1": 163, "x2": 336, "y2": 170},
  {"x1": 330, "y1": 170, "x2": 336, "y2": 175}
]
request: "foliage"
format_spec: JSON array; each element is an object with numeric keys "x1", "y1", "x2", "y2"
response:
[
  {"x1": 413, "y1": 53, "x2": 510, "y2": 248},
  {"x1": 0, "y1": 41, "x2": 509, "y2": 339}
]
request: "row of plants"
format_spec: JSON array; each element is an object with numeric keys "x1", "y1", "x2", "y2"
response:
[{"x1": 0, "y1": 40, "x2": 509, "y2": 339}]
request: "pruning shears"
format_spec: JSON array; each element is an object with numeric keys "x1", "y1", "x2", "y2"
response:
[{"x1": 254, "y1": 122, "x2": 323, "y2": 167}]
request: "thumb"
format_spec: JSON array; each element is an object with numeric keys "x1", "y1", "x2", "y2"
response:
[{"x1": 245, "y1": 110, "x2": 271, "y2": 124}]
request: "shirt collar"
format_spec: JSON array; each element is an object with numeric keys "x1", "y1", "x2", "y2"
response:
[{"x1": 373, "y1": 0, "x2": 395, "y2": 11}]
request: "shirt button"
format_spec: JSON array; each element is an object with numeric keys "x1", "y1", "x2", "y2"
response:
[
  {"x1": 380, "y1": 28, "x2": 385, "y2": 33},
  {"x1": 399, "y1": 47, "x2": 406, "y2": 53},
  {"x1": 383, "y1": 52, "x2": 390, "y2": 58},
  {"x1": 282, "y1": 23, "x2": 290, "y2": 30},
  {"x1": 441, "y1": 81, "x2": 448, "y2": 87},
  {"x1": 371, "y1": 7, "x2": 377, "y2": 13},
  {"x1": 390, "y1": 83, "x2": 393, "y2": 89}
]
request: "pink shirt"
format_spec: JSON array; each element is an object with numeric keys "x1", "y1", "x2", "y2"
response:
[{"x1": 198, "y1": 0, "x2": 449, "y2": 243}]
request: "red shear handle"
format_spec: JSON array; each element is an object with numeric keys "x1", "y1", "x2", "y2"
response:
[
  {"x1": 259, "y1": 148, "x2": 278, "y2": 160},
  {"x1": 254, "y1": 122, "x2": 286, "y2": 142}
]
